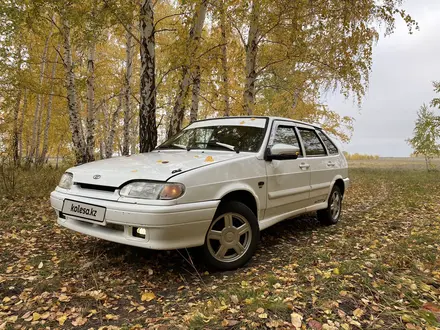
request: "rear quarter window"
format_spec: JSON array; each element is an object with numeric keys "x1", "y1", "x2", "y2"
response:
[{"x1": 317, "y1": 131, "x2": 339, "y2": 155}]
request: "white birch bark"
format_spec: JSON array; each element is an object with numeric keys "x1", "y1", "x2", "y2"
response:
[
  {"x1": 39, "y1": 50, "x2": 58, "y2": 165},
  {"x1": 62, "y1": 18, "x2": 85, "y2": 164},
  {"x1": 243, "y1": 0, "x2": 259, "y2": 115},
  {"x1": 220, "y1": 0, "x2": 230, "y2": 117},
  {"x1": 85, "y1": 41, "x2": 96, "y2": 162},
  {"x1": 190, "y1": 64, "x2": 201, "y2": 123},
  {"x1": 139, "y1": 0, "x2": 157, "y2": 153},
  {"x1": 123, "y1": 27, "x2": 134, "y2": 156},
  {"x1": 106, "y1": 94, "x2": 122, "y2": 158},
  {"x1": 12, "y1": 89, "x2": 22, "y2": 166},
  {"x1": 29, "y1": 30, "x2": 52, "y2": 162},
  {"x1": 18, "y1": 89, "x2": 27, "y2": 164}
]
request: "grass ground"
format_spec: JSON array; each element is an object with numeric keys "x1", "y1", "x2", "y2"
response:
[{"x1": 0, "y1": 160, "x2": 439, "y2": 329}]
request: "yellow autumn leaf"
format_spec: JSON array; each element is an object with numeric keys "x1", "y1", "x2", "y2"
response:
[
  {"x1": 290, "y1": 312, "x2": 303, "y2": 328},
  {"x1": 333, "y1": 268, "x2": 340, "y2": 275},
  {"x1": 258, "y1": 313, "x2": 268, "y2": 319},
  {"x1": 32, "y1": 312, "x2": 41, "y2": 321},
  {"x1": 141, "y1": 291, "x2": 156, "y2": 302},
  {"x1": 2, "y1": 296, "x2": 11, "y2": 303},
  {"x1": 244, "y1": 298, "x2": 254, "y2": 304},
  {"x1": 105, "y1": 314, "x2": 119, "y2": 320},
  {"x1": 353, "y1": 308, "x2": 364, "y2": 318},
  {"x1": 59, "y1": 294, "x2": 71, "y2": 302},
  {"x1": 40, "y1": 311, "x2": 50, "y2": 320},
  {"x1": 58, "y1": 315, "x2": 67, "y2": 325},
  {"x1": 7, "y1": 315, "x2": 18, "y2": 323}
]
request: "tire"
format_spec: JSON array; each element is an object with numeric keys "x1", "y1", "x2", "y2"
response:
[
  {"x1": 317, "y1": 185, "x2": 342, "y2": 225},
  {"x1": 202, "y1": 201, "x2": 259, "y2": 270}
]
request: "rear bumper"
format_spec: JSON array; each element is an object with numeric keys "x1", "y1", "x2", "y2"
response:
[
  {"x1": 343, "y1": 178, "x2": 350, "y2": 189},
  {"x1": 50, "y1": 191, "x2": 219, "y2": 250}
]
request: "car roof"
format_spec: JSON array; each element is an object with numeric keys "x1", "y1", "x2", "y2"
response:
[{"x1": 193, "y1": 116, "x2": 322, "y2": 130}]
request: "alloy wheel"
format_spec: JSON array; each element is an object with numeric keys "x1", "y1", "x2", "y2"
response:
[{"x1": 206, "y1": 212, "x2": 252, "y2": 263}]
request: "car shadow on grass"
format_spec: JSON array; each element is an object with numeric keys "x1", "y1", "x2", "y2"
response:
[{"x1": 72, "y1": 212, "x2": 324, "y2": 282}]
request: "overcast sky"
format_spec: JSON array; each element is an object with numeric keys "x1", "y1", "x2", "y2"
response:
[{"x1": 327, "y1": 0, "x2": 440, "y2": 157}]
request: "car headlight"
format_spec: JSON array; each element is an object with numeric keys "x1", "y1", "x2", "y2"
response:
[
  {"x1": 119, "y1": 181, "x2": 185, "y2": 200},
  {"x1": 58, "y1": 172, "x2": 73, "y2": 189}
]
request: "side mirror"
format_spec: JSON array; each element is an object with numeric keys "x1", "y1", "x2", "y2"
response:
[{"x1": 266, "y1": 143, "x2": 300, "y2": 161}]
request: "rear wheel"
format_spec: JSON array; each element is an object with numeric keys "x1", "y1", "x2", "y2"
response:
[
  {"x1": 202, "y1": 201, "x2": 259, "y2": 270},
  {"x1": 317, "y1": 185, "x2": 342, "y2": 225}
]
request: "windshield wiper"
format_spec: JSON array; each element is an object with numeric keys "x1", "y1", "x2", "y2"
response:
[
  {"x1": 157, "y1": 143, "x2": 187, "y2": 150},
  {"x1": 207, "y1": 141, "x2": 240, "y2": 153}
]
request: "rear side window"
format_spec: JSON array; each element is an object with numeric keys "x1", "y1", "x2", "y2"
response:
[
  {"x1": 317, "y1": 130, "x2": 339, "y2": 154},
  {"x1": 298, "y1": 128, "x2": 327, "y2": 156}
]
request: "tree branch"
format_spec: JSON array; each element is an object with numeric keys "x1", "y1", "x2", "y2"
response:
[
  {"x1": 197, "y1": 43, "x2": 227, "y2": 59},
  {"x1": 154, "y1": 12, "x2": 185, "y2": 28},
  {"x1": 103, "y1": 0, "x2": 140, "y2": 45},
  {"x1": 230, "y1": 20, "x2": 246, "y2": 47}
]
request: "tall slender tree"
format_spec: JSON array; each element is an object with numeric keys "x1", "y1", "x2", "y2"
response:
[
  {"x1": 167, "y1": 0, "x2": 208, "y2": 138},
  {"x1": 139, "y1": 0, "x2": 157, "y2": 152}
]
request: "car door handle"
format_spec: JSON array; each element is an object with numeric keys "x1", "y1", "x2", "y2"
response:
[
  {"x1": 299, "y1": 163, "x2": 310, "y2": 170},
  {"x1": 327, "y1": 161, "x2": 336, "y2": 167}
]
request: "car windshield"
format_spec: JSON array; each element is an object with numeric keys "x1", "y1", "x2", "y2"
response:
[{"x1": 158, "y1": 125, "x2": 266, "y2": 153}]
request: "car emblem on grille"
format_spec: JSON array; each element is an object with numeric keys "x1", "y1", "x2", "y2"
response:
[{"x1": 93, "y1": 175, "x2": 101, "y2": 180}]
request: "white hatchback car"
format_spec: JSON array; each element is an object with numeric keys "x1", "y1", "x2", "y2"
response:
[{"x1": 51, "y1": 117, "x2": 349, "y2": 270}]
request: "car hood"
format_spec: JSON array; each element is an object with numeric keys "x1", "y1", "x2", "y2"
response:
[{"x1": 69, "y1": 150, "x2": 249, "y2": 187}]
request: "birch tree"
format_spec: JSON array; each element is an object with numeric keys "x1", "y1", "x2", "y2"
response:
[
  {"x1": 85, "y1": 41, "x2": 96, "y2": 162},
  {"x1": 167, "y1": 0, "x2": 208, "y2": 138},
  {"x1": 61, "y1": 17, "x2": 86, "y2": 164},
  {"x1": 123, "y1": 27, "x2": 134, "y2": 156},
  {"x1": 29, "y1": 30, "x2": 52, "y2": 163},
  {"x1": 219, "y1": 0, "x2": 230, "y2": 117},
  {"x1": 39, "y1": 50, "x2": 59, "y2": 165},
  {"x1": 139, "y1": 0, "x2": 157, "y2": 153}
]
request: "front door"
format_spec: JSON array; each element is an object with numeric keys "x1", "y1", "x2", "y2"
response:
[{"x1": 264, "y1": 121, "x2": 311, "y2": 219}]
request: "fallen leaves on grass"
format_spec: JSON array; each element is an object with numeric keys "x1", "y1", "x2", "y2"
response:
[{"x1": 0, "y1": 168, "x2": 439, "y2": 329}]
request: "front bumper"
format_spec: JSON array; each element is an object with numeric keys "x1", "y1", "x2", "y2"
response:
[{"x1": 50, "y1": 191, "x2": 219, "y2": 250}]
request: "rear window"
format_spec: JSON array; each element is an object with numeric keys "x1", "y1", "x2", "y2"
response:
[{"x1": 317, "y1": 131, "x2": 339, "y2": 154}]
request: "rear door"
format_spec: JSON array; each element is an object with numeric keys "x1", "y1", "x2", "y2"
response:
[
  {"x1": 264, "y1": 121, "x2": 311, "y2": 219},
  {"x1": 296, "y1": 127, "x2": 330, "y2": 205},
  {"x1": 316, "y1": 129, "x2": 344, "y2": 185}
]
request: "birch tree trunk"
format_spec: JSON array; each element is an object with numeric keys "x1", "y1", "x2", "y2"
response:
[
  {"x1": 99, "y1": 141, "x2": 105, "y2": 160},
  {"x1": 29, "y1": 30, "x2": 52, "y2": 163},
  {"x1": 39, "y1": 51, "x2": 58, "y2": 165},
  {"x1": 243, "y1": 0, "x2": 259, "y2": 115},
  {"x1": 106, "y1": 95, "x2": 122, "y2": 158},
  {"x1": 220, "y1": 1, "x2": 230, "y2": 116},
  {"x1": 12, "y1": 89, "x2": 22, "y2": 166},
  {"x1": 139, "y1": 0, "x2": 157, "y2": 153},
  {"x1": 167, "y1": 0, "x2": 208, "y2": 138},
  {"x1": 18, "y1": 89, "x2": 27, "y2": 165},
  {"x1": 85, "y1": 41, "x2": 96, "y2": 162},
  {"x1": 62, "y1": 18, "x2": 85, "y2": 164},
  {"x1": 131, "y1": 117, "x2": 138, "y2": 154},
  {"x1": 190, "y1": 64, "x2": 201, "y2": 123},
  {"x1": 123, "y1": 27, "x2": 134, "y2": 156}
]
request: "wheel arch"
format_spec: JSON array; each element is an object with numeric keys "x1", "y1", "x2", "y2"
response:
[
  {"x1": 327, "y1": 175, "x2": 346, "y2": 201},
  {"x1": 216, "y1": 186, "x2": 260, "y2": 220}
]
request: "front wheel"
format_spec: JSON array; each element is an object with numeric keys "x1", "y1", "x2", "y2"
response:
[
  {"x1": 202, "y1": 201, "x2": 259, "y2": 270},
  {"x1": 317, "y1": 185, "x2": 342, "y2": 225}
]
